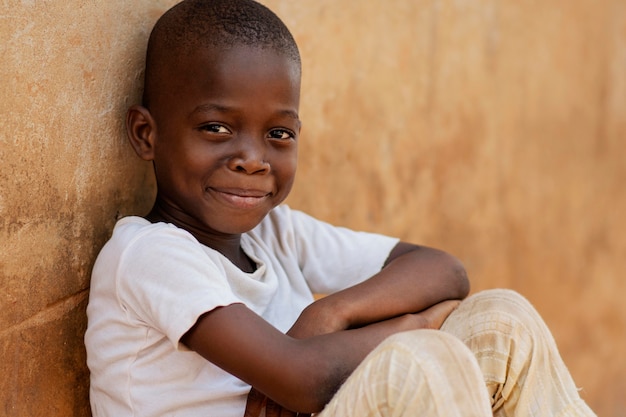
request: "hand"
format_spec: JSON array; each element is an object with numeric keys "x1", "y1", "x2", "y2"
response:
[
  {"x1": 286, "y1": 297, "x2": 349, "y2": 340},
  {"x1": 412, "y1": 299, "x2": 461, "y2": 330},
  {"x1": 243, "y1": 387, "x2": 311, "y2": 417}
]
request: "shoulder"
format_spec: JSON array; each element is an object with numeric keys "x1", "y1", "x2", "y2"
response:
[
  {"x1": 94, "y1": 216, "x2": 206, "y2": 276},
  {"x1": 106, "y1": 216, "x2": 200, "y2": 254},
  {"x1": 92, "y1": 216, "x2": 234, "y2": 309},
  {"x1": 112, "y1": 216, "x2": 196, "y2": 244}
]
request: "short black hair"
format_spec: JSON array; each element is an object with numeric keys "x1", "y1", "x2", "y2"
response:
[{"x1": 143, "y1": 0, "x2": 301, "y2": 107}]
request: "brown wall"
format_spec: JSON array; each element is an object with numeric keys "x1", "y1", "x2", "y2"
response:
[{"x1": 1, "y1": 1, "x2": 624, "y2": 416}]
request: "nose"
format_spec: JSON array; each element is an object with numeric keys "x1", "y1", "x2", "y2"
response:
[{"x1": 227, "y1": 135, "x2": 270, "y2": 174}]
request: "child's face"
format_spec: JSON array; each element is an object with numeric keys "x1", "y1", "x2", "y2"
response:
[{"x1": 147, "y1": 44, "x2": 301, "y2": 236}]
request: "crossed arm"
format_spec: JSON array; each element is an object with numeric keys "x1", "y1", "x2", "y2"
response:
[{"x1": 181, "y1": 242, "x2": 469, "y2": 414}]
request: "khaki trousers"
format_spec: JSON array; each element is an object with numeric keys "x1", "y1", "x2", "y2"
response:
[{"x1": 317, "y1": 289, "x2": 596, "y2": 417}]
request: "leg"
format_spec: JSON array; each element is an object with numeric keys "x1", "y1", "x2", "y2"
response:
[
  {"x1": 441, "y1": 289, "x2": 596, "y2": 417},
  {"x1": 317, "y1": 329, "x2": 492, "y2": 417}
]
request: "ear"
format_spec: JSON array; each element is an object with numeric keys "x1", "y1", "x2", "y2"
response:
[{"x1": 126, "y1": 105, "x2": 157, "y2": 161}]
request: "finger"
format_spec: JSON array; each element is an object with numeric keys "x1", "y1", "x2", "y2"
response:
[
  {"x1": 421, "y1": 299, "x2": 461, "y2": 329},
  {"x1": 243, "y1": 388, "x2": 267, "y2": 417}
]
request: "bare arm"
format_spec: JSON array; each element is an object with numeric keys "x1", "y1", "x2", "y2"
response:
[
  {"x1": 183, "y1": 299, "x2": 459, "y2": 413},
  {"x1": 183, "y1": 242, "x2": 468, "y2": 413},
  {"x1": 288, "y1": 242, "x2": 469, "y2": 338}
]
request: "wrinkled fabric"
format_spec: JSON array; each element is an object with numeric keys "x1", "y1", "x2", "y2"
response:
[{"x1": 317, "y1": 289, "x2": 596, "y2": 417}]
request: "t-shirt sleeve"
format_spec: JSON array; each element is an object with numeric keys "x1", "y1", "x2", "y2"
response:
[
  {"x1": 115, "y1": 225, "x2": 240, "y2": 349},
  {"x1": 269, "y1": 206, "x2": 400, "y2": 295}
]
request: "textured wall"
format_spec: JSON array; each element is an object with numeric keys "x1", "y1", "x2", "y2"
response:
[
  {"x1": 1, "y1": 1, "x2": 624, "y2": 416},
  {"x1": 0, "y1": 1, "x2": 172, "y2": 415}
]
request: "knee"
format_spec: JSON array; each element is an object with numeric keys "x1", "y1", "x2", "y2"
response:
[
  {"x1": 381, "y1": 328, "x2": 457, "y2": 348},
  {"x1": 464, "y1": 289, "x2": 539, "y2": 321},
  {"x1": 470, "y1": 288, "x2": 522, "y2": 301},
  {"x1": 372, "y1": 330, "x2": 485, "y2": 392},
  {"x1": 443, "y1": 288, "x2": 549, "y2": 345},
  {"x1": 339, "y1": 330, "x2": 488, "y2": 414},
  {"x1": 377, "y1": 329, "x2": 476, "y2": 365}
]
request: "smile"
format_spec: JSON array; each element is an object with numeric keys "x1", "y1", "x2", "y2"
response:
[{"x1": 208, "y1": 187, "x2": 271, "y2": 209}]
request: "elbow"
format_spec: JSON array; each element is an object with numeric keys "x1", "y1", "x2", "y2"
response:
[
  {"x1": 448, "y1": 254, "x2": 470, "y2": 299},
  {"x1": 305, "y1": 363, "x2": 349, "y2": 412},
  {"x1": 272, "y1": 349, "x2": 348, "y2": 413},
  {"x1": 285, "y1": 379, "x2": 339, "y2": 413}
]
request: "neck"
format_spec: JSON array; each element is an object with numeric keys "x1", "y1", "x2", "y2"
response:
[{"x1": 146, "y1": 200, "x2": 256, "y2": 272}]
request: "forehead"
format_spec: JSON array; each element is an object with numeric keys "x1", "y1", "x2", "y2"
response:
[{"x1": 156, "y1": 44, "x2": 301, "y2": 107}]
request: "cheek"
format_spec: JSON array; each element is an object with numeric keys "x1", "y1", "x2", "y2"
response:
[
  {"x1": 276, "y1": 159, "x2": 297, "y2": 200},
  {"x1": 276, "y1": 152, "x2": 298, "y2": 182},
  {"x1": 153, "y1": 149, "x2": 207, "y2": 193}
]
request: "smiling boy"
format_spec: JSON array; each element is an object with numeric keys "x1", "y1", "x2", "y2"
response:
[
  {"x1": 133, "y1": 41, "x2": 300, "y2": 268},
  {"x1": 85, "y1": 1, "x2": 596, "y2": 416}
]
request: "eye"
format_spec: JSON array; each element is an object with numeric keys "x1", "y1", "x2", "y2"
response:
[
  {"x1": 200, "y1": 123, "x2": 231, "y2": 134},
  {"x1": 268, "y1": 129, "x2": 295, "y2": 140}
]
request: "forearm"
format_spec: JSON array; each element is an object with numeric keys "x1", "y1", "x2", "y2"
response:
[
  {"x1": 186, "y1": 244, "x2": 469, "y2": 413},
  {"x1": 291, "y1": 314, "x2": 426, "y2": 410},
  {"x1": 301, "y1": 244, "x2": 469, "y2": 333},
  {"x1": 183, "y1": 302, "x2": 452, "y2": 413},
  {"x1": 284, "y1": 300, "x2": 461, "y2": 412}
]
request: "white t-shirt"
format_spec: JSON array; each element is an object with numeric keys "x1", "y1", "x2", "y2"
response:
[{"x1": 85, "y1": 205, "x2": 398, "y2": 417}]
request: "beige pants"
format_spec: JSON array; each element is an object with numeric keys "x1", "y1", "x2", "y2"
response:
[{"x1": 317, "y1": 289, "x2": 596, "y2": 417}]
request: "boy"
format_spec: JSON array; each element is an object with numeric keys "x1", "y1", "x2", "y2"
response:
[{"x1": 85, "y1": 0, "x2": 596, "y2": 416}]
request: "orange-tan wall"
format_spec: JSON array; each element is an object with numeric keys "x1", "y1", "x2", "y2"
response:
[{"x1": 1, "y1": 1, "x2": 624, "y2": 416}]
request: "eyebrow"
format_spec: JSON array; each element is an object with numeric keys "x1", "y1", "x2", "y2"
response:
[{"x1": 190, "y1": 103, "x2": 300, "y2": 121}]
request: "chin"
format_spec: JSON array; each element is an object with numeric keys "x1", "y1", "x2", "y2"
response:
[{"x1": 209, "y1": 215, "x2": 267, "y2": 235}]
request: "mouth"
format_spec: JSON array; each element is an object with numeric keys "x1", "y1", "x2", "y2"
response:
[{"x1": 207, "y1": 187, "x2": 271, "y2": 209}]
